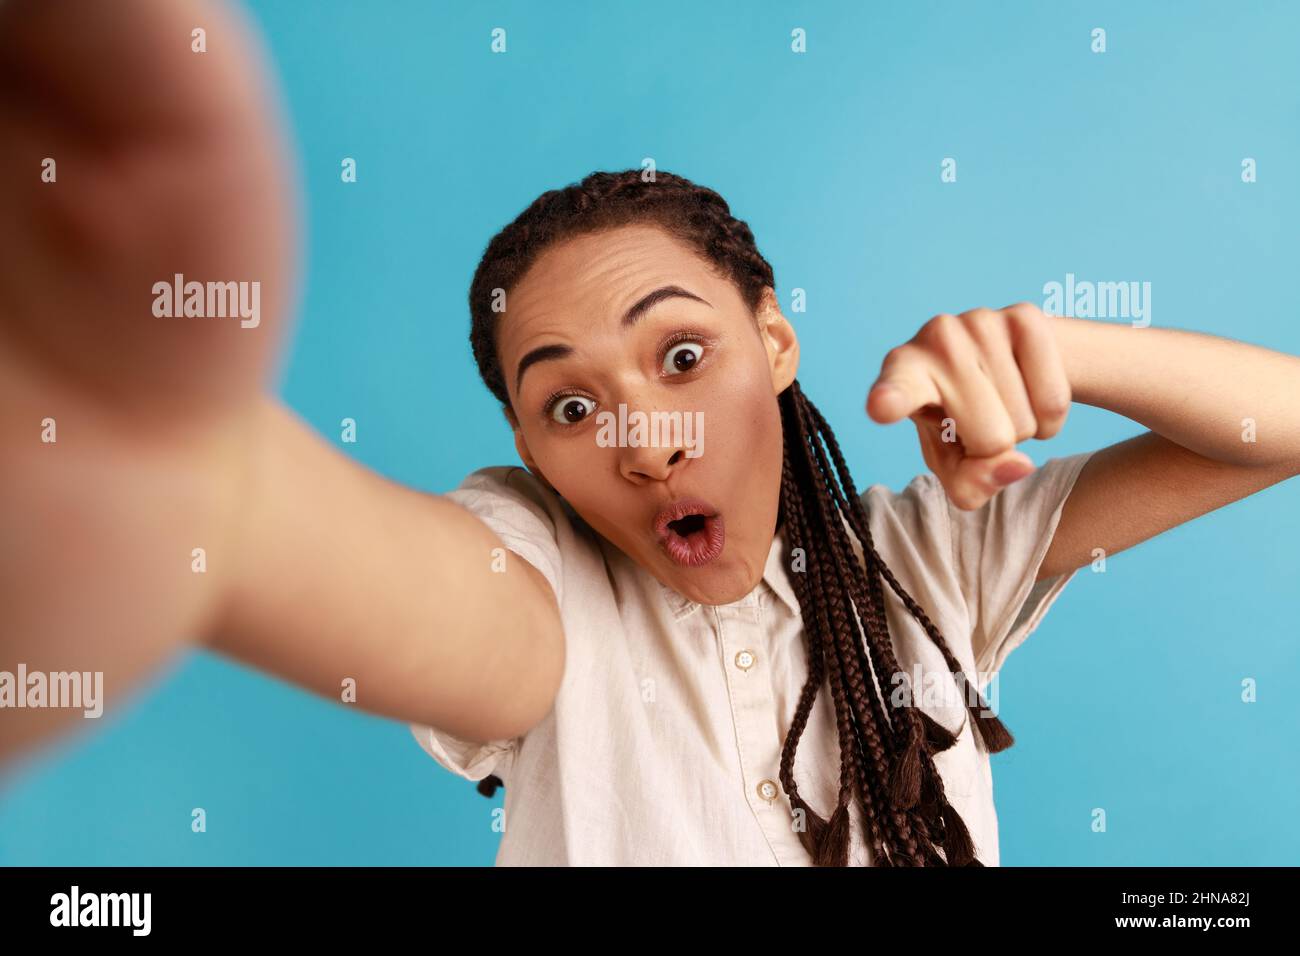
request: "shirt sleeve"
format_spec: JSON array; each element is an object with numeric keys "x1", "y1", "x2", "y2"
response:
[
  {"x1": 937, "y1": 450, "x2": 1095, "y2": 685},
  {"x1": 444, "y1": 465, "x2": 564, "y2": 606},
  {"x1": 409, "y1": 722, "x2": 518, "y2": 783},
  {"x1": 407, "y1": 465, "x2": 564, "y2": 783}
]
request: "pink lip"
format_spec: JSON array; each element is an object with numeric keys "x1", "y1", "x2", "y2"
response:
[{"x1": 653, "y1": 497, "x2": 725, "y2": 567}]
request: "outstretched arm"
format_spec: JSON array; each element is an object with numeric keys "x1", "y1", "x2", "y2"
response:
[
  {"x1": 0, "y1": 0, "x2": 562, "y2": 767},
  {"x1": 1040, "y1": 313, "x2": 1300, "y2": 581},
  {"x1": 213, "y1": 397, "x2": 565, "y2": 746}
]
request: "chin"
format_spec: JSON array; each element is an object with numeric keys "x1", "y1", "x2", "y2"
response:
[{"x1": 664, "y1": 558, "x2": 757, "y2": 607}]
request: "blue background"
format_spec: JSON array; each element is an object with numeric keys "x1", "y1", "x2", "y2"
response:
[{"x1": 3, "y1": 0, "x2": 1297, "y2": 865}]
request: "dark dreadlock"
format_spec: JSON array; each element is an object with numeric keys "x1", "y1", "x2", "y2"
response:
[{"x1": 464, "y1": 169, "x2": 1014, "y2": 866}]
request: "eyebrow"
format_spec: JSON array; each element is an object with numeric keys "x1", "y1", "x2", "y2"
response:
[{"x1": 513, "y1": 285, "x2": 712, "y2": 394}]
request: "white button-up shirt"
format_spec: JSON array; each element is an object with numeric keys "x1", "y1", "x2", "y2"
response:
[{"x1": 411, "y1": 449, "x2": 1094, "y2": 865}]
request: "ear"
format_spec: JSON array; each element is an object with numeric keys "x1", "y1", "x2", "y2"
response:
[
  {"x1": 755, "y1": 286, "x2": 799, "y2": 393},
  {"x1": 502, "y1": 404, "x2": 559, "y2": 494}
]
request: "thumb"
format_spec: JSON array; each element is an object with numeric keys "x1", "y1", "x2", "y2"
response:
[{"x1": 941, "y1": 448, "x2": 1037, "y2": 511}]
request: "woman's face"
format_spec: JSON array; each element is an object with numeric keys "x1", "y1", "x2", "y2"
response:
[{"x1": 497, "y1": 223, "x2": 799, "y2": 606}]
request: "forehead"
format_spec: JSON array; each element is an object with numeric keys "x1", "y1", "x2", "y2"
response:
[{"x1": 500, "y1": 223, "x2": 737, "y2": 358}]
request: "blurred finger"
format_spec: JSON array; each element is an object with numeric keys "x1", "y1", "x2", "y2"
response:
[
  {"x1": 963, "y1": 312, "x2": 1038, "y2": 442},
  {"x1": 1004, "y1": 303, "x2": 1072, "y2": 439},
  {"x1": 917, "y1": 319, "x2": 1018, "y2": 458}
]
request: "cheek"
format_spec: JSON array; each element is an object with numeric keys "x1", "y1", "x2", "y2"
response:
[
  {"x1": 526, "y1": 429, "x2": 621, "y2": 526},
  {"x1": 530, "y1": 430, "x2": 598, "y2": 490},
  {"x1": 699, "y1": 365, "x2": 783, "y2": 469}
]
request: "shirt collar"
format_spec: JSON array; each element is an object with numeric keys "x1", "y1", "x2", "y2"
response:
[
  {"x1": 762, "y1": 524, "x2": 802, "y2": 615},
  {"x1": 657, "y1": 523, "x2": 801, "y2": 619}
]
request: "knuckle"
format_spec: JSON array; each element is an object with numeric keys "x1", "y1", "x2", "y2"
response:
[
  {"x1": 922, "y1": 313, "x2": 958, "y2": 335},
  {"x1": 1033, "y1": 400, "x2": 1071, "y2": 438},
  {"x1": 1007, "y1": 301, "x2": 1043, "y2": 322},
  {"x1": 1035, "y1": 419, "x2": 1063, "y2": 439},
  {"x1": 962, "y1": 306, "x2": 998, "y2": 325},
  {"x1": 966, "y1": 416, "x2": 1016, "y2": 454},
  {"x1": 990, "y1": 419, "x2": 1019, "y2": 450},
  {"x1": 1006, "y1": 302, "x2": 1046, "y2": 335},
  {"x1": 880, "y1": 343, "x2": 916, "y2": 375},
  {"x1": 963, "y1": 308, "x2": 1009, "y2": 348},
  {"x1": 962, "y1": 424, "x2": 1014, "y2": 457},
  {"x1": 918, "y1": 313, "x2": 964, "y2": 356},
  {"x1": 882, "y1": 343, "x2": 909, "y2": 364},
  {"x1": 1037, "y1": 391, "x2": 1072, "y2": 420}
]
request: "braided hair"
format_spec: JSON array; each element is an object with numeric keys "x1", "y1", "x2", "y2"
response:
[{"x1": 465, "y1": 169, "x2": 1013, "y2": 866}]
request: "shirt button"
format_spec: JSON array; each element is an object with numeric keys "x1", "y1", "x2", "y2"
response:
[
  {"x1": 757, "y1": 779, "x2": 779, "y2": 802},
  {"x1": 734, "y1": 649, "x2": 756, "y2": 671}
]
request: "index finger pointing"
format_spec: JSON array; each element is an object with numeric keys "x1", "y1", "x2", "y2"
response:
[{"x1": 866, "y1": 348, "x2": 942, "y2": 424}]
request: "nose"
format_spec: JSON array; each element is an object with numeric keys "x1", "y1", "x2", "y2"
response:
[
  {"x1": 607, "y1": 384, "x2": 701, "y2": 484},
  {"x1": 620, "y1": 442, "x2": 688, "y2": 484},
  {"x1": 612, "y1": 394, "x2": 695, "y2": 483}
]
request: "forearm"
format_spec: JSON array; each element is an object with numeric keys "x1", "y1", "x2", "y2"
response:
[
  {"x1": 1051, "y1": 315, "x2": 1300, "y2": 470},
  {"x1": 209, "y1": 397, "x2": 565, "y2": 743}
]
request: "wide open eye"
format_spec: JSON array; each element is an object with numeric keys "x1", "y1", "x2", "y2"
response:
[
  {"x1": 663, "y1": 341, "x2": 704, "y2": 374},
  {"x1": 550, "y1": 395, "x2": 596, "y2": 425}
]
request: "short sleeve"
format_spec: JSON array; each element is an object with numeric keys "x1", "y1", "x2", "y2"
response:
[
  {"x1": 407, "y1": 465, "x2": 565, "y2": 783},
  {"x1": 409, "y1": 722, "x2": 517, "y2": 783},
  {"x1": 939, "y1": 450, "x2": 1095, "y2": 684},
  {"x1": 443, "y1": 465, "x2": 564, "y2": 606}
]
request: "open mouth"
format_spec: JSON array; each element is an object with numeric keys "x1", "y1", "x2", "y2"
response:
[
  {"x1": 668, "y1": 514, "x2": 708, "y2": 536},
  {"x1": 654, "y1": 498, "x2": 726, "y2": 567}
]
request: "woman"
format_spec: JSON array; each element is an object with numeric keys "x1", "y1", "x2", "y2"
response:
[
  {"x1": 420, "y1": 169, "x2": 1090, "y2": 866},
  {"x1": 402, "y1": 167, "x2": 1300, "y2": 865},
  {"x1": 3, "y1": 0, "x2": 1298, "y2": 867}
]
